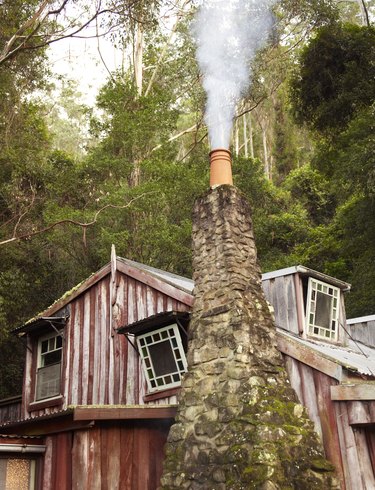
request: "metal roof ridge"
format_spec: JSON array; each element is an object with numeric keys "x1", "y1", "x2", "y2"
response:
[{"x1": 347, "y1": 314, "x2": 375, "y2": 324}]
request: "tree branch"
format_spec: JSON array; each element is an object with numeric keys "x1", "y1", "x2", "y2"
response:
[{"x1": 0, "y1": 193, "x2": 154, "y2": 247}]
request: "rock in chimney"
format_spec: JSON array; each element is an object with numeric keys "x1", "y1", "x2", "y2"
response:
[{"x1": 160, "y1": 186, "x2": 338, "y2": 489}]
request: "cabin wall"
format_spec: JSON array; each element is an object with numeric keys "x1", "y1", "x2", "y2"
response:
[
  {"x1": 0, "y1": 398, "x2": 21, "y2": 425},
  {"x1": 262, "y1": 274, "x2": 300, "y2": 334},
  {"x1": 40, "y1": 421, "x2": 171, "y2": 490},
  {"x1": 348, "y1": 320, "x2": 375, "y2": 348},
  {"x1": 23, "y1": 273, "x2": 190, "y2": 419},
  {"x1": 284, "y1": 355, "x2": 375, "y2": 489}
]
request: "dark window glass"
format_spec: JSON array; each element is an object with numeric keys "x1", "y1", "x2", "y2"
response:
[
  {"x1": 43, "y1": 350, "x2": 62, "y2": 366},
  {"x1": 56, "y1": 336, "x2": 63, "y2": 349},
  {"x1": 315, "y1": 292, "x2": 331, "y2": 328},
  {"x1": 148, "y1": 341, "x2": 177, "y2": 377},
  {"x1": 41, "y1": 340, "x2": 48, "y2": 353}
]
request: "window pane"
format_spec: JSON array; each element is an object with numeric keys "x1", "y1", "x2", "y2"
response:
[
  {"x1": 36, "y1": 363, "x2": 61, "y2": 400},
  {"x1": 43, "y1": 350, "x2": 61, "y2": 366},
  {"x1": 148, "y1": 341, "x2": 178, "y2": 377},
  {"x1": 315, "y1": 291, "x2": 332, "y2": 329},
  {"x1": 56, "y1": 336, "x2": 63, "y2": 349}
]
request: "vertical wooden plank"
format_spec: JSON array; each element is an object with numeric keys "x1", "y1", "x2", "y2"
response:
[
  {"x1": 261, "y1": 279, "x2": 271, "y2": 304},
  {"x1": 106, "y1": 425, "x2": 121, "y2": 490},
  {"x1": 334, "y1": 401, "x2": 362, "y2": 490},
  {"x1": 365, "y1": 428, "x2": 375, "y2": 475},
  {"x1": 133, "y1": 425, "x2": 150, "y2": 490},
  {"x1": 87, "y1": 428, "x2": 101, "y2": 490},
  {"x1": 294, "y1": 274, "x2": 305, "y2": 335},
  {"x1": 338, "y1": 293, "x2": 348, "y2": 345},
  {"x1": 286, "y1": 276, "x2": 299, "y2": 334},
  {"x1": 136, "y1": 281, "x2": 147, "y2": 321},
  {"x1": 347, "y1": 401, "x2": 371, "y2": 425},
  {"x1": 353, "y1": 427, "x2": 375, "y2": 489},
  {"x1": 42, "y1": 437, "x2": 54, "y2": 490},
  {"x1": 72, "y1": 430, "x2": 88, "y2": 490},
  {"x1": 146, "y1": 285, "x2": 156, "y2": 318},
  {"x1": 81, "y1": 293, "x2": 91, "y2": 404},
  {"x1": 149, "y1": 421, "x2": 170, "y2": 490},
  {"x1": 93, "y1": 281, "x2": 101, "y2": 405},
  {"x1": 87, "y1": 287, "x2": 96, "y2": 405},
  {"x1": 126, "y1": 278, "x2": 138, "y2": 405},
  {"x1": 299, "y1": 364, "x2": 322, "y2": 438},
  {"x1": 313, "y1": 371, "x2": 345, "y2": 486},
  {"x1": 156, "y1": 291, "x2": 164, "y2": 314},
  {"x1": 284, "y1": 357, "x2": 303, "y2": 405},
  {"x1": 78, "y1": 297, "x2": 85, "y2": 404},
  {"x1": 269, "y1": 279, "x2": 279, "y2": 328},
  {"x1": 119, "y1": 332, "x2": 128, "y2": 405},
  {"x1": 53, "y1": 432, "x2": 72, "y2": 490},
  {"x1": 120, "y1": 425, "x2": 134, "y2": 489},
  {"x1": 71, "y1": 303, "x2": 81, "y2": 405},
  {"x1": 275, "y1": 276, "x2": 288, "y2": 331}
]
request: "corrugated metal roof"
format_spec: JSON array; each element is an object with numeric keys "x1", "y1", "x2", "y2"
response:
[
  {"x1": 119, "y1": 258, "x2": 194, "y2": 293},
  {"x1": 118, "y1": 310, "x2": 190, "y2": 335},
  {"x1": 278, "y1": 328, "x2": 375, "y2": 377},
  {"x1": 262, "y1": 265, "x2": 351, "y2": 291},
  {"x1": 347, "y1": 315, "x2": 375, "y2": 325}
]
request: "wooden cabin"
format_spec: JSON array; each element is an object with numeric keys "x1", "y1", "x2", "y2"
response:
[{"x1": 0, "y1": 258, "x2": 374, "y2": 489}]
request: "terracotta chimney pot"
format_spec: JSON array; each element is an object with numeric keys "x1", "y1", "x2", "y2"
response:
[{"x1": 209, "y1": 148, "x2": 233, "y2": 187}]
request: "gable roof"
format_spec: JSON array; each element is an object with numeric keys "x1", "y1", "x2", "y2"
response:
[
  {"x1": 15, "y1": 257, "x2": 194, "y2": 335},
  {"x1": 262, "y1": 265, "x2": 351, "y2": 291}
]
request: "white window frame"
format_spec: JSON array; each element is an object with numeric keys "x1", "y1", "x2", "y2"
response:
[
  {"x1": 35, "y1": 331, "x2": 63, "y2": 401},
  {"x1": 305, "y1": 278, "x2": 340, "y2": 342},
  {"x1": 137, "y1": 324, "x2": 187, "y2": 393}
]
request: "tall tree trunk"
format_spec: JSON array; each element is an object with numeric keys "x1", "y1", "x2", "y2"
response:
[
  {"x1": 134, "y1": 23, "x2": 144, "y2": 97},
  {"x1": 243, "y1": 113, "x2": 248, "y2": 158},
  {"x1": 249, "y1": 113, "x2": 254, "y2": 159},
  {"x1": 235, "y1": 118, "x2": 239, "y2": 156},
  {"x1": 130, "y1": 21, "x2": 144, "y2": 187},
  {"x1": 262, "y1": 125, "x2": 270, "y2": 179}
]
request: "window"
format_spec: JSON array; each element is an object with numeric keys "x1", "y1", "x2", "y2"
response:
[
  {"x1": 0, "y1": 457, "x2": 37, "y2": 490},
  {"x1": 305, "y1": 278, "x2": 340, "y2": 341},
  {"x1": 35, "y1": 331, "x2": 63, "y2": 401},
  {"x1": 137, "y1": 324, "x2": 187, "y2": 393}
]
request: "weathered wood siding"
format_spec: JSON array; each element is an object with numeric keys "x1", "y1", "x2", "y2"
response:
[
  {"x1": 348, "y1": 319, "x2": 375, "y2": 348},
  {"x1": 23, "y1": 271, "x2": 190, "y2": 419},
  {"x1": 284, "y1": 355, "x2": 375, "y2": 489},
  {"x1": 40, "y1": 422, "x2": 170, "y2": 490},
  {"x1": 0, "y1": 397, "x2": 21, "y2": 424},
  {"x1": 262, "y1": 274, "x2": 299, "y2": 334}
]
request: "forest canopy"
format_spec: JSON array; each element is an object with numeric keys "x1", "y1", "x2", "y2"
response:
[{"x1": 0, "y1": 0, "x2": 374, "y2": 397}]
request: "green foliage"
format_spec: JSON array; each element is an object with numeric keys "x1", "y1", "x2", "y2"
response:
[{"x1": 291, "y1": 23, "x2": 375, "y2": 134}]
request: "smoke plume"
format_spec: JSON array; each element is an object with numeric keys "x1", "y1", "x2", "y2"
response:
[{"x1": 193, "y1": 0, "x2": 276, "y2": 150}]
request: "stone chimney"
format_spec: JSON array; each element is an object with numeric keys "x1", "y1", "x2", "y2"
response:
[{"x1": 160, "y1": 186, "x2": 337, "y2": 489}]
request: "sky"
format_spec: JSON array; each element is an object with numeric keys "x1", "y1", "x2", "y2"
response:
[{"x1": 48, "y1": 34, "x2": 122, "y2": 106}]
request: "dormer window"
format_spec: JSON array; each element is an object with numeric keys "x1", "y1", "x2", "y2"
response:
[
  {"x1": 305, "y1": 278, "x2": 340, "y2": 341},
  {"x1": 137, "y1": 324, "x2": 187, "y2": 392},
  {"x1": 36, "y1": 331, "x2": 63, "y2": 401}
]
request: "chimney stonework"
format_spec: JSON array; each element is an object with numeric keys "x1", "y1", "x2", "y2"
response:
[{"x1": 160, "y1": 186, "x2": 338, "y2": 489}]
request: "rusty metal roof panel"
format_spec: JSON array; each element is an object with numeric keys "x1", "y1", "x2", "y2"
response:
[
  {"x1": 118, "y1": 258, "x2": 194, "y2": 293},
  {"x1": 278, "y1": 328, "x2": 375, "y2": 377}
]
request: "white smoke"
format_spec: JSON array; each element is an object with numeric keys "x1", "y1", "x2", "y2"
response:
[{"x1": 193, "y1": 0, "x2": 276, "y2": 149}]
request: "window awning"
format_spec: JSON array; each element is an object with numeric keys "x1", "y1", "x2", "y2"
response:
[
  {"x1": 13, "y1": 316, "x2": 67, "y2": 337},
  {"x1": 117, "y1": 310, "x2": 190, "y2": 336}
]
